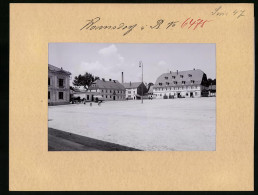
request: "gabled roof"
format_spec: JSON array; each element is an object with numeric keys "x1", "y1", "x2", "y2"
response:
[
  {"x1": 88, "y1": 79, "x2": 125, "y2": 90},
  {"x1": 48, "y1": 64, "x2": 71, "y2": 75},
  {"x1": 122, "y1": 82, "x2": 142, "y2": 89},
  {"x1": 154, "y1": 69, "x2": 205, "y2": 88},
  {"x1": 148, "y1": 85, "x2": 154, "y2": 93}
]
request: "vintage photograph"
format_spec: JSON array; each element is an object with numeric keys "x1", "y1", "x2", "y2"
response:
[{"x1": 48, "y1": 43, "x2": 216, "y2": 151}]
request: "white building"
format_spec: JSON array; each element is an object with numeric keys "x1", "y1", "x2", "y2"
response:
[
  {"x1": 122, "y1": 82, "x2": 148, "y2": 100},
  {"x1": 153, "y1": 69, "x2": 209, "y2": 99}
]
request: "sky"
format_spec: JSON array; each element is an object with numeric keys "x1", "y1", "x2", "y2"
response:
[{"x1": 48, "y1": 43, "x2": 216, "y2": 85}]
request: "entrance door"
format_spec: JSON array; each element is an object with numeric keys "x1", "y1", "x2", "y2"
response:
[
  {"x1": 113, "y1": 96, "x2": 116, "y2": 100},
  {"x1": 177, "y1": 93, "x2": 180, "y2": 98},
  {"x1": 190, "y1": 92, "x2": 193, "y2": 97}
]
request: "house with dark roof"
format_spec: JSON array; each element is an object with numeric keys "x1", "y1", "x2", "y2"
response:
[
  {"x1": 86, "y1": 79, "x2": 126, "y2": 101},
  {"x1": 208, "y1": 85, "x2": 216, "y2": 97},
  {"x1": 147, "y1": 85, "x2": 156, "y2": 99},
  {"x1": 153, "y1": 69, "x2": 209, "y2": 99},
  {"x1": 122, "y1": 82, "x2": 148, "y2": 100},
  {"x1": 48, "y1": 64, "x2": 71, "y2": 105}
]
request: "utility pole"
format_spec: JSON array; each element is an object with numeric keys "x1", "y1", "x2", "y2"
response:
[{"x1": 139, "y1": 61, "x2": 143, "y2": 104}]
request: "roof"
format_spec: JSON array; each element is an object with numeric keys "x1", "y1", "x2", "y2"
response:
[
  {"x1": 70, "y1": 86, "x2": 87, "y2": 93},
  {"x1": 88, "y1": 79, "x2": 125, "y2": 90},
  {"x1": 122, "y1": 82, "x2": 142, "y2": 89},
  {"x1": 148, "y1": 85, "x2": 154, "y2": 93},
  {"x1": 48, "y1": 64, "x2": 71, "y2": 75},
  {"x1": 154, "y1": 69, "x2": 205, "y2": 88}
]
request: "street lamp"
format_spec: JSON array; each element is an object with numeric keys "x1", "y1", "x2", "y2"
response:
[{"x1": 139, "y1": 61, "x2": 143, "y2": 104}]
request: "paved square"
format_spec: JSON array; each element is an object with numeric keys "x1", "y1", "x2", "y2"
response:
[{"x1": 48, "y1": 97, "x2": 216, "y2": 151}]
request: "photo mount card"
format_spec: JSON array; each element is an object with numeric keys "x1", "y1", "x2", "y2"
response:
[{"x1": 10, "y1": 3, "x2": 254, "y2": 191}]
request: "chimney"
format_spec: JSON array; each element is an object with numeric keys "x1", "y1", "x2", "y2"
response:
[
  {"x1": 130, "y1": 81, "x2": 131, "y2": 86},
  {"x1": 177, "y1": 70, "x2": 178, "y2": 75},
  {"x1": 121, "y1": 72, "x2": 124, "y2": 83},
  {"x1": 170, "y1": 71, "x2": 171, "y2": 74}
]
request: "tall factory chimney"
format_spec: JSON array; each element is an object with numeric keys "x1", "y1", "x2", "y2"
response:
[{"x1": 121, "y1": 72, "x2": 124, "y2": 83}]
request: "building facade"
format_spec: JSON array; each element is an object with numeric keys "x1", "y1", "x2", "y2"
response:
[
  {"x1": 153, "y1": 69, "x2": 209, "y2": 99},
  {"x1": 122, "y1": 82, "x2": 148, "y2": 100},
  {"x1": 147, "y1": 85, "x2": 156, "y2": 99},
  {"x1": 86, "y1": 79, "x2": 126, "y2": 101},
  {"x1": 48, "y1": 64, "x2": 71, "y2": 105}
]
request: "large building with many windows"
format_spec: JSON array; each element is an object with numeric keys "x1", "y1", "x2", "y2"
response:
[
  {"x1": 48, "y1": 64, "x2": 71, "y2": 105},
  {"x1": 86, "y1": 79, "x2": 126, "y2": 101},
  {"x1": 153, "y1": 69, "x2": 209, "y2": 99}
]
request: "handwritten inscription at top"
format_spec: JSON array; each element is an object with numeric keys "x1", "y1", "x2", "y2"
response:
[
  {"x1": 211, "y1": 6, "x2": 245, "y2": 19},
  {"x1": 80, "y1": 17, "x2": 212, "y2": 36}
]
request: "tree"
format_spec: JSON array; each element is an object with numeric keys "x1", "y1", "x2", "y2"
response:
[{"x1": 73, "y1": 72, "x2": 99, "y2": 89}]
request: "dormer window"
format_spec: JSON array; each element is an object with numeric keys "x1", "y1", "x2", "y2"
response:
[
  {"x1": 182, "y1": 81, "x2": 185, "y2": 84},
  {"x1": 166, "y1": 82, "x2": 170, "y2": 85},
  {"x1": 172, "y1": 76, "x2": 176, "y2": 79},
  {"x1": 165, "y1": 77, "x2": 168, "y2": 79},
  {"x1": 173, "y1": 81, "x2": 177, "y2": 84},
  {"x1": 180, "y1": 75, "x2": 184, "y2": 78},
  {"x1": 188, "y1": 74, "x2": 192, "y2": 77},
  {"x1": 159, "y1": 83, "x2": 162, "y2": 86},
  {"x1": 191, "y1": 80, "x2": 195, "y2": 84}
]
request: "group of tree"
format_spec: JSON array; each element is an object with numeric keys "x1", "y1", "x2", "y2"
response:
[{"x1": 73, "y1": 72, "x2": 99, "y2": 89}]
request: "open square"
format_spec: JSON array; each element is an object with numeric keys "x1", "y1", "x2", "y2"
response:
[{"x1": 48, "y1": 97, "x2": 216, "y2": 151}]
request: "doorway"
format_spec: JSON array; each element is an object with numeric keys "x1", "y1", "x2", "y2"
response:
[{"x1": 113, "y1": 96, "x2": 116, "y2": 100}]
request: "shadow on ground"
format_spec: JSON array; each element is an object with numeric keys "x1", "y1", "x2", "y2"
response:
[{"x1": 48, "y1": 128, "x2": 141, "y2": 151}]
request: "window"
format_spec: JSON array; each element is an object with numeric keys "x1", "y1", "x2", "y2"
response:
[
  {"x1": 106, "y1": 95, "x2": 107, "y2": 98},
  {"x1": 48, "y1": 91, "x2": 50, "y2": 99},
  {"x1": 166, "y1": 82, "x2": 170, "y2": 85},
  {"x1": 195, "y1": 92, "x2": 198, "y2": 95},
  {"x1": 165, "y1": 76, "x2": 168, "y2": 79},
  {"x1": 180, "y1": 75, "x2": 183, "y2": 78},
  {"x1": 133, "y1": 91, "x2": 135, "y2": 94},
  {"x1": 106, "y1": 90, "x2": 108, "y2": 93},
  {"x1": 59, "y1": 79, "x2": 64, "y2": 87},
  {"x1": 128, "y1": 95, "x2": 131, "y2": 98},
  {"x1": 186, "y1": 93, "x2": 188, "y2": 96},
  {"x1": 182, "y1": 81, "x2": 185, "y2": 84},
  {"x1": 59, "y1": 92, "x2": 63, "y2": 99},
  {"x1": 128, "y1": 91, "x2": 131, "y2": 94},
  {"x1": 159, "y1": 83, "x2": 162, "y2": 86},
  {"x1": 172, "y1": 76, "x2": 176, "y2": 79},
  {"x1": 188, "y1": 74, "x2": 192, "y2": 77},
  {"x1": 191, "y1": 80, "x2": 195, "y2": 84},
  {"x1": 48, "y1": 77, "x2": 50, "y2": 86},
  {"x1": 102, "y1": 90, "x2": 103, "y2": 92},
  {"x1": 110, "y1": 90, "x2": 112, "y2": 93},
  {"x1": 173, "y1": 81, "x2": 177, "y2": 84}
]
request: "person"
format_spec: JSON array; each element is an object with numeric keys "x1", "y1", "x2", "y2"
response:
[
  {"x1": 90, "y1": 102, "x2": 92, "y2": 107},
  {"x1": 98, "y1": 101, "x2": 101, "y2": 106}
]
